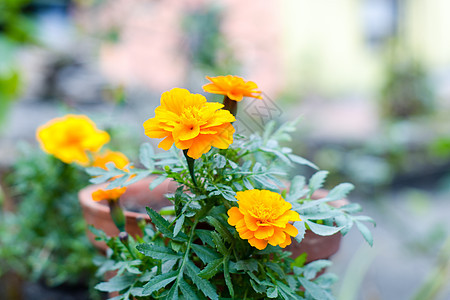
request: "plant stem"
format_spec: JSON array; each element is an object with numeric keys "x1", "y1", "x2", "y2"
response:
[
  {"x1": 183, "y1": 150, "x2": 198, "y2": 187},
  {"x1": 223, "y1": 95, "x2": 237, "y2": 118}
]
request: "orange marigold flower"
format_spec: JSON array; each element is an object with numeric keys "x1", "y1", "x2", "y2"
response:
[
  {"x1": 92, "y1": 187, "x2": 127, "y2": 202},
  {"x1": 143, "y1": 88, "x2": 236, "y2": 159},
  {"x1": 203, "y1": 75, "x2": 262, "y2": 102},
  {"x1": 227, "y1": 189, "x2": 301, "y2": 250},
  {"x1": 93, "y1": 150, "x2": 130, "y2": 170},
  {"x1": 36, "y1": 114, "x2": 110, "y2": 166}
]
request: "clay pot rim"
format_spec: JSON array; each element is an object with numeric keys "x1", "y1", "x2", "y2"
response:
[{"x1": 78, "y1": 182, "x2": 151, "y2": 221}]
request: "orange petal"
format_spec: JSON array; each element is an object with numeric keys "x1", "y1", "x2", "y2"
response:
[
  {"x1": 267, "y1": 227, "x2": 287, "y2": 246},
  {"x1": 244, "y1": 214, "x2": 259, "y2": 231},
  {"x1": 248, "y1": 237, "x2": 268, "y2": 250},
  {"x1": 283, "y1": 223, "x2": 298, "y2": 237},
  {"x1": 254, "y1": 225, "x2": 275, "y2": 240},
  {"x1": 227, "y1": 207, "x2": 243, "y2": 226}
]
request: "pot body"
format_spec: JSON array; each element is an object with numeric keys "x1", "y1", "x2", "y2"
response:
[{"x1": 78, "y1": 176, "x2": 175, "y2": 252}]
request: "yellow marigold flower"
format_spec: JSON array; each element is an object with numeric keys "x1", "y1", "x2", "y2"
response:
[
  {"x1": 92, "y1": 187, "x2": 127, "y2": 202},
  {"x1": 203, "y1": 75, "x2": 262, "y2": 102},
  {"x1": 36, "y1": 114, "x2": 110, "y2": 166},
  {"x1": 227, "y1": 189, "x2": 301, "y2": 250},
  {"x1": 93, "y1": 150, "x2": 130, "y2": 170},
  {"x1": 143, "y1": 88, "x2": 236, "y2": 159}
]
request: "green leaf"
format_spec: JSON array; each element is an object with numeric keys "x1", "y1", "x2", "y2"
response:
[
  {"x1": 293, "y1": 221, "x2": 306, "y2": 243},
  {"x1": 339, "y1": 203, "x2": 362, "y2": 214},
  {"x1": 213, "y1": 154, "x2": 226, "y2": 169},
  {"x1": 235, "y1": 259, "x2": 258, "y2": 273},
  {"x1": 267, "y1": 286, "x2": 278, "y2": 298},
  {"x1": 326, "y1": 183, "x2": 354, "y2": 201},
  {"x1": 173, "y1": 214, "x2": 185, "y2": 237},
  {"x1": 355, "y1": 221, "x2": 373, "y2": 246},
  {"x1": 178, "y1": 278, "x2": 198, "y2": 299},
  {"x1": 309, "y1": 171, "x2": 329, "y2": 193},
  {"x1": 139, "y1": 143, "x2": 155, "y2": 170},
  {"x1": 146, "y1": 208, "x2": 188, "y2": 241},
  {"x1": 286, "y1": 175, "x2": 307, "y2": 202},
  {"x1": 211, "y1": 231, "x2": 228, "y2": 255},
  {"x1": 95, "y1": 274, "x2": 136, "y2": 292},
  {"x1": 298, "y1": 277, "x2": 334, "y2": 300},
  {"x1": 196, "y1": 229, "x2": 215, "y2": 247},
  {"x1": 124, "y1": 170, "x2": 151, "y2": 186},
  {"x1": 198, "y1": 258, "x2": 223, "y2": 279},
  {"x1": 185, "y1": 261, "x2": 219, "y2": 300},
  {"x1": 291, "y1": 252, "x2": 308, "y2": 268},
  {"x1": 353, "y1": 215, "x2": 376, "y2": 226},
  {"x1": 206, "y1": 216, "x2": 234, "y2": 243},
  {"x1": 305, "y1": 220, "x2": 343, "y2": 236},
  {"x1": 136, "y1": 243, "x2": 182, "y2": 260},
  {"x1": 288, "y1": 154, "x2": 319, "y2": 170},
  {"x1": 146, "y1": 208, "x2": 172, "y2": 237},
  {"x1": 191, "y1": 243, "x2": 220, "y2": 264},
  {"x1": 224, "y1": 257, "x2": 234, "y2": 298},
  {"x1": 303, "y1": 260, "x2": 332, "y2": 280},
  {"x1": 149, "y1": 175, "x2": 168, "y2": 190},
  {"x1": 142, "y1": 271, "x2": 178, "y2": 295}
]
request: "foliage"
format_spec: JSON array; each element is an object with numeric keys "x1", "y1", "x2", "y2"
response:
[
  {"x1": 0, "y1": 144, "x2": 96, "y2": 287},
  {"x1": 89, "y1": 118, "x2": 374, "y2": 299}
]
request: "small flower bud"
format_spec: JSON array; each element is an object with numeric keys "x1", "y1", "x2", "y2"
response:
[
  {"x1": 164, "y1": 165, "x2": 170, "y2": 171},
  {"x1": 119, "y1": 231, "x2": 128, "y2": 243}
]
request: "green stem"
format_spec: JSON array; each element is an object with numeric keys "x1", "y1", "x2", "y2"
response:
[
  {"x1": 108, "y1": 199, "x2": 126, "y2": 232},
  {"x1": 175, "y1": 219, "x2": 199, "y2": 286},
  {"x1": 223, "y1": 95, "x2": 237, "y2": 118},
  {"x1": 183, "y1": 150, "x2": 198, "y2": 187}
]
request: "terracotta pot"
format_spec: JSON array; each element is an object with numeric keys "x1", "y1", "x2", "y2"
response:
[
  {"x1": 78, "y1": 176, "x2": 176, "y2": 252},
  {"x1": 285, "y1": 189, "x2": 349, "y2": 263}
]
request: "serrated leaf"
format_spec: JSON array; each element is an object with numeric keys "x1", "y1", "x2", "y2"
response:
[
  {"x1": 173, "y1": 214, "x2": 185, "y2": 237},
  {"x1": 242, "y1": 177, "x2": 253, "y2": 189},
  {"x1": 95, "y1": 274, "x2": 136, "y2": 292},
  {"x1": 224, "y1": 257, "x2": 234, "y2": 298},
  {"x1": 198, "y1": 258, "x2": 223, "y2": 279},
  {"x1": 149, "y1": 175, "x2": 167, "y2": 190},
  {"x1": 339, "y1": 203, "x2": 362, "y2": 214},
  {"x1": 142, "y1": 271, "x2": 177, "y2": 295},
  {"x1": 267, "y1": 286, "x2": 278, "y2": 298},
  {"x1": 86, "y1": 166, "x2": 109, "y2": 176},
  {"x1": 146, "y1": 208, "x2": 172, "y2": 237},
  {"x1": 294, "y1": 221, "x2": 306, "y2": 243},
  {"x1": 305, "y1": 220, "x2": 343, "y2": 236},
  {"x1": 124, "y1": 171, "x2": 151, "y2": 186},
  {"x1": 211, "y1": 231, "x2": 228, "y2": 255},
  {"x1": 326, "y1": 183, "x2": 354, "y2": 201},
  {"x1": 309, "y1": 171, "x2": 329, "y2": 193},
  {"x1": 303, "y1": 260, "x2": 332, "y2": 280},
  {"x1": 139, "y1": 143, "x2": 155, "y2": 170},
  {"x1": 185, "y1": 261, "x2": 219, "y2": 300},
  {"x1": 235, "y1": 259, "x2": 258, "y2": 273},
  {"x1": 191, "y1": 243, "x2": 220, "y2": 264},
  {"x1": 298, "y1": 277, "x2": 334, "y2": 300},
  {"x1": 136, "y1": 243, "x2": 182, "y2": 260},
  {"x1": 213, "y1": 154, "x2": 226, "y2": 169},
  {"x1": 106, "y1": 174, "x2": 129, "y2": 189},
  {"x1": 353, "y1": 215, "x2": 376, "y2": 226},
  {"x1": 179, "y1": 278, "x2": 198, "y2": 299},
  {"x1": 288, "y1": 154, "x2": 319, "y2": 170},
  {"x1": 206, "y1": 216, "x2": 233, "y2": 243},
  {"x1": 355, "y1": 221, "x2": 373, "y2": 246},
  {"x1": 196, "y1": 229, "x2": 215, "y2": 247}
]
